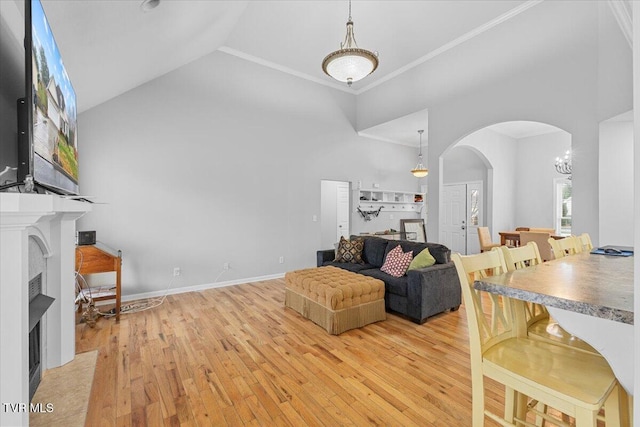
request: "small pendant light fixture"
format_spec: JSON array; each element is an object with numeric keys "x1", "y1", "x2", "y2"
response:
[
  {"x1": 411, "y1": 130, "x2": 429, "y2": 178},
  {"x1": 322, "y1": 0, "x2": 379, "y2": 87}
]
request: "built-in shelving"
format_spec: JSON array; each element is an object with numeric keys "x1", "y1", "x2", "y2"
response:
[{"x1": 356, "y1": 189, "x2": 425, "y2": 213}]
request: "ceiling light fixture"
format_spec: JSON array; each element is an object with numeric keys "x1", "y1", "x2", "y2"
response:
[
  {"x1": 411, "y1": 130, "x2": 428, "y2": 178},
  {"x1": 140, "y1": 0, "x2": 160, "y2": 12},
  {"x1": 322, "y1": 0, "x2": 378, "y2": 87}
]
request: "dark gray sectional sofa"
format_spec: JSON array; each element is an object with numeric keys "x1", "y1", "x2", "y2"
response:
[{"x1": 316, "y1": 235, "x2": 461, "y2": 324}]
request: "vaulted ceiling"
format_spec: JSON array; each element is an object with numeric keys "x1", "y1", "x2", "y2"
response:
[
  {"x1": 37, "y1": 0, "x2": 535, "y2": 113},
  {"x1": 19, "y1": 0, "x2": 629, "y2": 146}
]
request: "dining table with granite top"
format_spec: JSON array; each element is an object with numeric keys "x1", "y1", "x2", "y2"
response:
[{"x1": 474, "y1": 251, "x2": 634, "y2": 394}]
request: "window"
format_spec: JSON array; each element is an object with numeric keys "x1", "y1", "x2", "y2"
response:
[
  {"x1": 470, "y1": 189, "x2": 479, "y2": 226},
  {"x1": 554, "y1": 178, "x2": 572, "y2": 236}
]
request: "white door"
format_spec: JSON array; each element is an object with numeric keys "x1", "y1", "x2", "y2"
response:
[
  {"x1": 336, "y1": 182, "x2": 350, "y2": 240},
  {"x1": 320, "y1": 180, "x2": 351, "y2": 249},
  {"x1": 441, "y1": 184, "x2": 467, "y2": 254},
  {"x1": 441, "y1": 182, "x2": 483, "y2": 254}
]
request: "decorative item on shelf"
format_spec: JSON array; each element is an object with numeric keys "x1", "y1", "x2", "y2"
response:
[
  {"x1": 414, "y1": 194, "x2": 423, "y2": 203},
  {"x1": 411, "y1": 130, "x2": 428, "y2": 178},
  {"x1": 357, "y1": 206, "x2": 383, "y2": 221},
  {"x1": 322, "y1": 0, "x2": 378, "y2": 87},
  {"x1": 555, "y1": 149, "x2": 572, "y2": 178}
]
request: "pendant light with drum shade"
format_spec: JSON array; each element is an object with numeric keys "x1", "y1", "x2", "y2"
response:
[
  {"x1": 411, "y1": 130, "x2": 428, "y2": 178},
  {"x1": 322, "y1": 0, "x2": 379, "y2": 87}
]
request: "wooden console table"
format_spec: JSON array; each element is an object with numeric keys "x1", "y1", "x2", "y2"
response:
[{"x1": 75, "y1": 243, "x2": 122, "y2": 320}]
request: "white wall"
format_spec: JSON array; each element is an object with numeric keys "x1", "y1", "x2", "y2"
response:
[
  {"x1": 442, "y1": 145, "x2": 488, "y2": 234},
  {"x1": 3, "y1": 0, "x2": 633, "y2": 299},
  {"x1": 356, "y1": 1, "x2": 632, "y2": 244},
  {"x1": 320, "y1": 180, "x2": 340, "y2": 250},
  {"x1": 597, "y1": 1, "x2": 633, "y2": 120},
  {"x1": 442, "y1": 146, "x2": 487, "y2": 184},
  {"x1": 320, "y1": 180, "x2": 419, "y2": 249},
  {"x1": 77, "y1": 51, "x2": 421, "y2": 295},
  {"x1": 515, "y1": 131, "x2": 572, "y2": 229},
  {"x1": 443, "y1": 128, "x2": 575, "y2": 243},
  {"x1": 454, "y1": 128, "x2": 517, "y2": 242},
  {"x1": 443, "y1": 120, "x2": 634, "y2": 249},
  {"x1": 599, "y1": 116, "x2": 634, "y2": 246}
]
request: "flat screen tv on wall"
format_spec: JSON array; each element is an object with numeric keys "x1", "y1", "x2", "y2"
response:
[{"x1": 17, "y1": 0, "x2": 79, "y2": 195}]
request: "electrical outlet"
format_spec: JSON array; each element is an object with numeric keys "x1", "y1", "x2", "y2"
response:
[
  {"x1": 279, "y1": 256, "x2": 284, "y2": 264},
  {"x1": 223, "y1": 262, "x2": 230, "y2": 270},
  {"x1": 173, "y1": 267, "x2": 181, "y2": 276}
]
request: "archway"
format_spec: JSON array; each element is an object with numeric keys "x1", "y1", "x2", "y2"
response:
[{"x1": 439, "y1": 121, "x2": 571, "y2": 253}]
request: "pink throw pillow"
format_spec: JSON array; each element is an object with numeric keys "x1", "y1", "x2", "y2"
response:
[{"x1": 380, "y1": 245, "x2": 414, "y2": 277}]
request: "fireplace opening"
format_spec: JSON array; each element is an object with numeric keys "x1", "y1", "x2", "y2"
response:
[
  {"x1": 28, "y1": 273, "x2": 54, "y2": 401},
  {"x1": 28, "y1": 322, "x2": 41, "y2": 401}
]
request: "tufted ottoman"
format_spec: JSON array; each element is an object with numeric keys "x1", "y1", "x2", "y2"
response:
[{"x1": 284, "y1": 266, "x2": 386, "y2": 334}]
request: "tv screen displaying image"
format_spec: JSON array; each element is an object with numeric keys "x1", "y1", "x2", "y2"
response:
[{"x1": 23, "y1": 0, "x2": 79, "y2": 194}]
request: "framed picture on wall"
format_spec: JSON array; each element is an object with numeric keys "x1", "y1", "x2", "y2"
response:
[{"x1": 401, "y1": 219, "x2": 426, "y2": 243}]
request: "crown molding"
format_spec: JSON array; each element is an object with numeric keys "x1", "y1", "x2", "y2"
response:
[
  {"x1": 357, "y1": 131, "x2": 412, "y2": 147},
  {"x1": 355, "y1": 0, "x2": 545, "y2": 94},
  {"x1": 217, "y1": 46, "x2": 355, "y2": 94},
  {"x1": 218, "y1": 0, "x2": 545, "y2": 95}
]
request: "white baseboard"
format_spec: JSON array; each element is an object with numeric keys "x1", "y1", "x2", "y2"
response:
[{"x1": 120, "y1": 273, "x2": 286, "y2": 303}]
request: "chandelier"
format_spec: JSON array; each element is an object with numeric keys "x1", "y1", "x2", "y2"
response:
[
  {"x1": 411, "y1": 130, "x2": 428, "y2": 178},
  {"x1": 555, "y1": 150, "x2": 572, "y2": 175},
  {"x1": 322, "y1": 0, "x2": 378, "y2": 87}
]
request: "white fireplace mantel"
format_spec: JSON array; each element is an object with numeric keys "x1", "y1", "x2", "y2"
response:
[{"x1": 0, "y1": 193, "x2": 91, "y2": 426}]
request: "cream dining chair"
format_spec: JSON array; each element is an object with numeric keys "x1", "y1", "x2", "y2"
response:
[
  {"x1": 452, "y1": 250, "x2": 625, "y2": 427},
  {"x1": 478, "y1": 227, "x2": 500, "y2": 252}
]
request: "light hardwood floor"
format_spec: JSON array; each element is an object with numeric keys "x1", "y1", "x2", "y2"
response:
[{"x1": 77, "y1": 278, "x2": 509, "y2": 426}]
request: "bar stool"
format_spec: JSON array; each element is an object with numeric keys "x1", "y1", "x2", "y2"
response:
[
  {"x1": 548, "y1": 236, "x2": 579, "y2": 259},
  {"x1": 577, "y1": 233, "x2": 594, "y2": 252},
  {"x1": 452, "y1": 250, "x2": 626, "y2": 427},
  {"x1": 497, "y1": 242, "x2": 598, "y2": 355}
]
